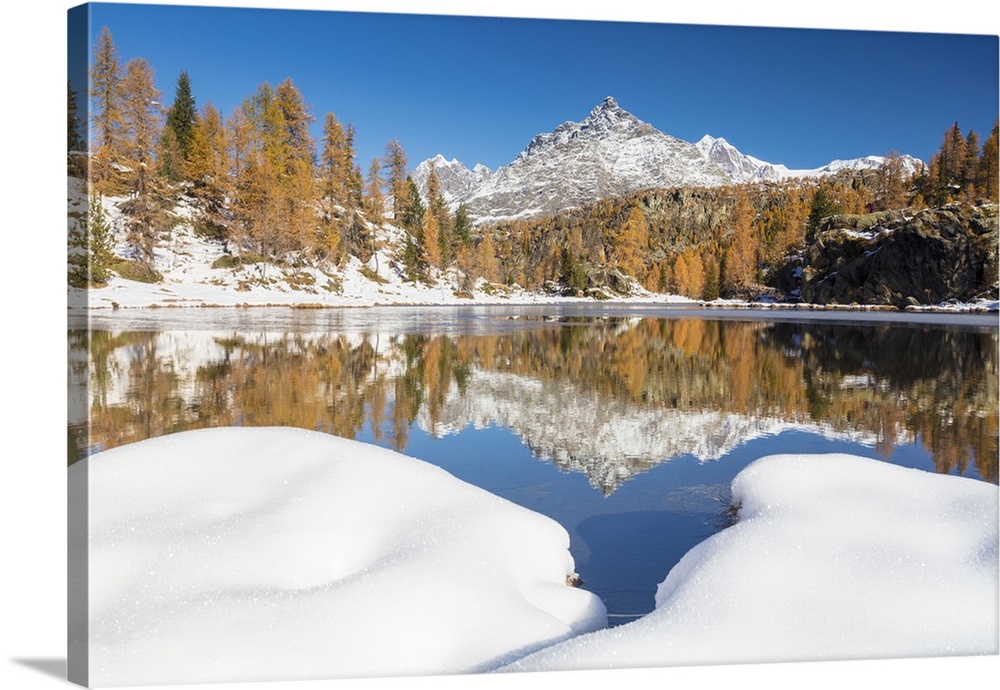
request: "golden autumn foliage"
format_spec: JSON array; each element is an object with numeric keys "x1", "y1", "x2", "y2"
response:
[
  {"x1": 722, "y1": 188, "x2": 758, "y2": 293},
  {"x1": 76, "y1": 319, "x2": 998, "y2": 483}
]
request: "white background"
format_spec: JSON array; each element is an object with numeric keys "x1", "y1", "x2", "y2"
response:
[{"x1": 2, "y1": 1, "x2": 997, "y2": 689}]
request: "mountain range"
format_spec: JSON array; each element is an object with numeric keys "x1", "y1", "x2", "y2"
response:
[{"x1": 412, "y1": 96, "x2": 923, "y2": 224}]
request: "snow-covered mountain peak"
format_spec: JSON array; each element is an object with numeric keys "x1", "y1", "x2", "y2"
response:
[
  {"x1": 425, "y1": 153, "x2": 460, "y2": 168},
  {"x1": 411, "y1": 154, "x2": 492, "y2": 205},
  {"x1": 517, "y1": 97, "x2": 655, "y2": 163},
  {"x1": 584, "y1": 95, "x2": 636, "y2": 128},
  {"x1": 413, "y1": 98, "x2": 924, "y2": 223}
]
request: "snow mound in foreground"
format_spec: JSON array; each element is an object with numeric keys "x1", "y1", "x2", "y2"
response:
[
  {"x1": 502, "y1": 453, "x2": 998, "y2": 671},
  {"x1": 74, "y1": 427, "x2": 606, "y2": 686}
]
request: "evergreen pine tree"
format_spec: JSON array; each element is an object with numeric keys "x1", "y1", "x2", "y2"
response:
[
  {"x1": 452, "y1": 204, "x2": 472, "y2": 246},
  {"x1": 162, "y1": 70, "x2": 197, "y2": 181},
  {"x1": 401, "y1": 177, "x2": 425, "y2": 232},
  {"x1": 87, "y1": 195, "x2": 117, "y2": 285},
  {"x1": 68, "y1": 80, "x2": 85, "y2": 153},
  {"x1": 806, "y1": 187, "x2": 839, "y2": 242},
  {"x1": 68, "y1": 80, "x2": 87, "y2": 177}
]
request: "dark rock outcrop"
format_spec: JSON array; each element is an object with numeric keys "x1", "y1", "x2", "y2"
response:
[{"x1": 795, "y1": 204, "x2": 998, "y2": 307}]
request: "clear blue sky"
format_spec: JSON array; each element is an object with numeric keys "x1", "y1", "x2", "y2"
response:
[{"x1": 74, "y1": 2, "x2": 998, "y2": 173}]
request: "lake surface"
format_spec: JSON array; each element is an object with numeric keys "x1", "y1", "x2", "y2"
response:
[{"x1": 68, "y1": 304, "x2": 999, "y2": 624}]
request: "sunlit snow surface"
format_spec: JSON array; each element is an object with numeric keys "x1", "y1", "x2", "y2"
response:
[
  {"x1": 75, "y1": 427, "x2": 606, "y2": 686},
  {"x1": 501, "y1": 454, "x2": 999, "y2": 672},
  {"x1": 76, "y1": 429, "x2": 998, "y2": 686}
]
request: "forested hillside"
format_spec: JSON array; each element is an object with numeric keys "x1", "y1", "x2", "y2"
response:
[{"x1": 67, "y1": 27, "x2": 999, "y2": 306}]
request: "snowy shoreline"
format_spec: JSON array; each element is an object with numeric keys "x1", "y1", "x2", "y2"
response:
[
  {"x1": 69, "y1": 283, "x2": 999, "y2": 315},
  {"x1": 68, "y1": 179, "x2": 998, "y2": 316},
  {"x1": 74, "y1": 427, "x2": 999, "y2": 687}
]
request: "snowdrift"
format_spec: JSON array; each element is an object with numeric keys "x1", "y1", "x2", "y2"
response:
[
  {"x1": 73, "y1": 427, "x2": 606, "y2": 686},
  {"x1": 501, "y1": 453, "x2": 999, "y2": 671}
]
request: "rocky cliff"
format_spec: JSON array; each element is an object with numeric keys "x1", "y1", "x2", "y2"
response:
[{"x1": 775, "y1": 204, "x2": 998, "y2": 307}]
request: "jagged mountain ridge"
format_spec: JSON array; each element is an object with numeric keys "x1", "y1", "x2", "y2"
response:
[{"x1": 413, "y1": 96, "x2": 923, "y2": 224}]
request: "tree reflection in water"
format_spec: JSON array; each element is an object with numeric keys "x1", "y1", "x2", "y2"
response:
[{"x1": 69, "y1": 315, "x2": 998, "y2": 485}]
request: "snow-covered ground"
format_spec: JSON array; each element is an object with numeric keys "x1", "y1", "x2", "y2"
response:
[
  {"x1": 74, "y1": 428, "x2": 998, "y2": 687},
  {"x1": 69, "y1": 180, "x2": 690, "y2": 311},
  {"x1": 74, "y1": 427, "x2": 606, "y2": 687},
  {"x1": 67, "y1": 197, "x2": 996, "y2": 313},
  {"x1": 502, "y1": 453, "x2": 999, "y2": 671}
]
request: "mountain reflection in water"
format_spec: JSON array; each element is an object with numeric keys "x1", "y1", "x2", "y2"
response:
[
  {"x1": 68, "y1": 307, "x2": 998, "y2": 623},
  {"x1": 69, "y1": 309, "x2": 998, "y2": 486}
]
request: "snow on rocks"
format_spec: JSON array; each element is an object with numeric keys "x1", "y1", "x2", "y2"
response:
[
  {"x1": 74, "y1": 427, "x2": 606, "y2": 686},
  {"x1": 500, "y1": 453, "x2": 998, "y2": 672}
]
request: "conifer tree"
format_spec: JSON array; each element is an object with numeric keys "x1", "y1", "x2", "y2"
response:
[
  {"x1": 90, "y1": 26, "x2": 123, "y2": 188},
  {"x1": 401, "y1": 177, "x2": 425, "y2": 233},
  {"x1": 186, "y1": 103, "x2": 230, "y2": 240},
  {"x1": 383, "y1": 139, "x2": 408, "y2": 221},
  {"x1": 673, "y1": 253, "x2": 691, "y2": 297},
  {"x1": 615, "y1": 205, "x2": 649, "y2": 280},
  {"x1": 87, "y1": 195, "x2": 117, "y2": 285},
  {"x1": 722, "y1": 189, "x2": 758, "y2": 294},
  {"x1": 225, "y1": 106, "x2": 255, "y2": 256},
  {"x1": 686, "y1": 250, "x2": 706, "y2": 300},
  {"x1": 424, "y1": 164, "x2": 453, "y2": 265},
  {"x1": 474, "y1": 230, "x2": 500, "y2": 284},
  {"x1": 275, "y1": 78, "x2": 317, "y2": 253},
  {"x1": 806, "y1": 186, "x2": 839, "y2": 242},
  {"x1": 452, "y1": 204, "x2": 472, "y2": 247},
  {"x1": 980, "y1": 119, "x2": 999, "y2": 202},
  {"x1": 344, "y1": 124, "x2": 364, "y2": 209},
  {"x1": 933, "y1": 122, "x2": 968, "y2": 200},
  {"x1": 120, "y1": 57, "x2": 162, "y2": 195},
  {"x1": 422, "y1": 202, "x2": 442, "y2": 270},
  {"x1": 68, "y1": 80, "x2": 87, "y2": 177},
  {"x1": 232, "y1": 80, "x2": 317, "y2": 257},
  {"x1": 319, "y1": 111, "x2": 350, "y2": 258},
  {"x1": 963, "y1": 130, "x2": 981, "y2": 198},
  {"x1": 68, "y1": 80, "x2": 85, "y2": 153},
  {"x1": 117, "y1": 57, "x2": 169, "y2": 267},
  {"x1": 560, "y1": 247, "x2": 588, "y2": 292},
  {"x1": 69, "y1": 195, "x2": 117, "y2": 288},
  {"x1": 703, "y1": 253, "x2": 720, "y2": 301},
  {"x1": 162, "y1": 70, "x2": 197, "y2": 181},
  {"x1": 872, "y1": 151, "x2": 909, "y2": 211},
  {"x1": 364, "y1": 157, "x2": 386, "y2": 218},
  {"x1": 319, "y1": 112, "x2": 361, "y2": 216},
  {"x1": 167, "y1": 71, "x2": 196, "y2": 156},
  {"x1": 276, "y1": 79, "x2": 314, "y2": 160},
  {"x1": 401, "y1": 235, "x2": 426, "y2": 283}
]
